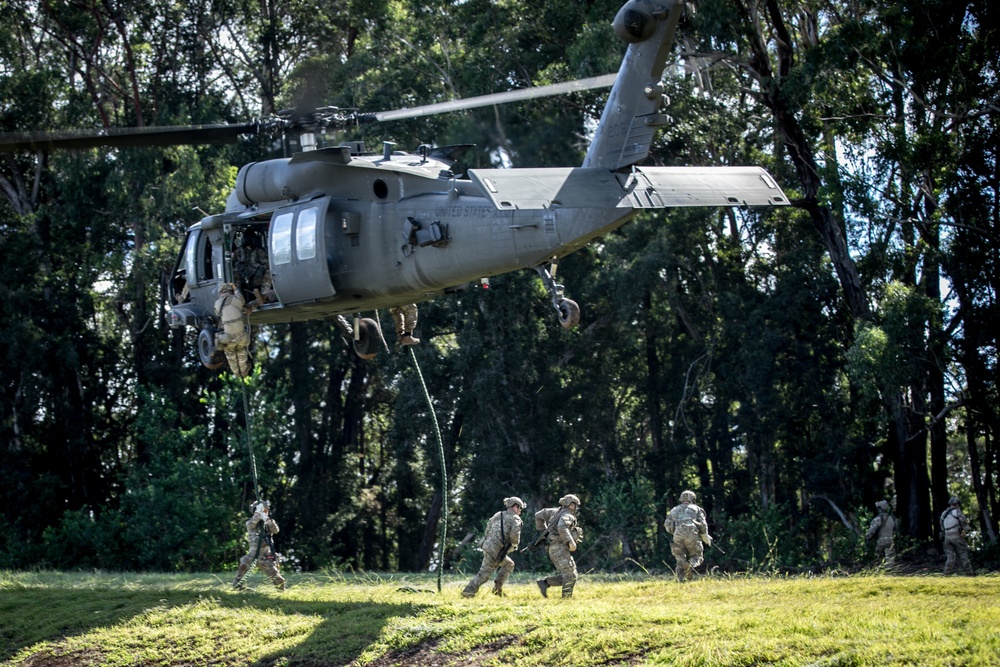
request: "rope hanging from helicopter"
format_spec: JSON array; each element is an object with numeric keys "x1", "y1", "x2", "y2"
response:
[
  {"x1": 406, "y1": 345, "x2": 448, "y2": 593},
  {"x1": 219, "y1": 224, "x2": 263, "y2": 504},
  {"x1": 238, "y1": 376, "x2": 263, "y2": 503}
]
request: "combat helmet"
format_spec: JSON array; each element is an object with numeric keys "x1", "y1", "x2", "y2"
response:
[
  {"x1": 251, "y1": 499, "x2": 271, "y2": 514},
  {"x1": 504, "y1": 496, "x2": 526, "y2": 509},
  {"x1": 220, "y1": 282, "x2": 237, "y2": 294},
  {"x1": 875, "y1": 500, "x2": 889, "y2": 512},
  {"x1": 949, "y1": 496, "x2": 960, "y2": 506},
  {"x1": 680, "y1": 490, "x2": 697, "y2": 503},
  {"x1": 559, "y1": 494, "x2": 581, "y2": 508}
]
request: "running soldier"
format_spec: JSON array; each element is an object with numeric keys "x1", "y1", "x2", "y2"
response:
[
  {"x1": 462, "y1": 497, "x2": 526, "y2": 597},
  {"x1": 535, "y1": 494, "x2": 583, "y2": 599},
  {"x1": 664, "y1": 490, "x2": 712, "y2": 582}
]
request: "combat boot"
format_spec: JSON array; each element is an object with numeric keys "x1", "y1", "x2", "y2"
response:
[
  {"x1": 492, "y1": 582, "x2": 504, "y2": 597},
  {"x1": 276, "y1": 581, "x2": 285, "y2": 591},
  {"x1": 232, "y1": 580, "x2": 246, "y2": 591},
  {"x1": 536, "y1": 578, "x2": 549, "y2": 597},
  {"x1": 400, "y1": 333, "x2": 420, "y2": 346}
]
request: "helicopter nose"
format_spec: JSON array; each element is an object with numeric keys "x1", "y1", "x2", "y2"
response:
[{"x1": 613, "y1": 0, "x2": 672, "y2": 43}]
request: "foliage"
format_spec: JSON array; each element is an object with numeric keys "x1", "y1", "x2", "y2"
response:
[{"x1": 1, "y1": 0, "x2": 998, "y2": 576}]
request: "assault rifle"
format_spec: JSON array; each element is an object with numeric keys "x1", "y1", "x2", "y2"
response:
[
  {"x1": 494, "y1": 512, "x2": 512, "y2": 565},
  {"x1": 521, "y1": 530, "x2": 548, "y2": 553}
]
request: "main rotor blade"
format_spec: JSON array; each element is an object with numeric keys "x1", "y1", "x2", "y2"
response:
[
  {"x1": 373, "y1": 74, "x2": 617, "y2": 123},
  {"x1": 0, "y1": 123, "x2": 260, "y2": 152}
]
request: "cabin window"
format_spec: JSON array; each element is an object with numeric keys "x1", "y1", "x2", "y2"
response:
[
  {"x1": 184, "y1": 232, "x2": 199, "y2": 282},
  {"x1": 296, "y1": 206, "x2": 318, "y2": 261},
  {"x1": 271, "y1": 212, "x2": 294, "y2": 265}
]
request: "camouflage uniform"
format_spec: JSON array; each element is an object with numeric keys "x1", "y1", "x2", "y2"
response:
[
  {"x1": 391, "y1": 304, "x2": 419, "y2": 345},
  {"x1": 866, "y1": 500, "x2": 896, "y2": 563},
  {"x1": 940, "y1": 498, "x2": 973, "y2": 575},
  {"x1": 235, "y1": 236, "x2": 274, "y2": 309},
  {"x1": 233, "y1": 501, "x2": 285, "y2": 590},
  {"x1": 665, "y1": 490, "x2": 711, "y2": 582},
  {"x1": 214, "y1": 283, "x2": 252, "y2": 377},
  {"x1": 536, "y1": 494, "x2": 583, "y2": 599},
  {"x1": 462, "y1": 497, "x2": 525, "y2": 597}
]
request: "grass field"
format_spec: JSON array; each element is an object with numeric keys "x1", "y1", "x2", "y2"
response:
[{"x1": 2, "y1": 570, "x2": 998, "y2": 666}]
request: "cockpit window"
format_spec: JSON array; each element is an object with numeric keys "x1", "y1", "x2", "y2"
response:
[
  {"x1": 271, "y1": 212, "x2": 294, "y2": 265},
  {"x1": 296, "y1": 207, "x2": 318, "y2": 260}
]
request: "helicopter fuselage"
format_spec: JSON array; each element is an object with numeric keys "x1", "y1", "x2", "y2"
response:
[
  {"x1": 166, "y1": 149, "x2": 783, "y2": 328},
  {"x1": 165, "y1": 0, "x2": 789, "y2": 368}
]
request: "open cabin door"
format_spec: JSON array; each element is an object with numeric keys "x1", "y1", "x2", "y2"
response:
[{"x1": 268, "y1": 198, "x2": 338, "y2": 305}]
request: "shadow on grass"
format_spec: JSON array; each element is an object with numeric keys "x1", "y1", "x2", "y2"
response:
[{"x1": 0, "y1": 582, "x2": 427, "y2": 666}]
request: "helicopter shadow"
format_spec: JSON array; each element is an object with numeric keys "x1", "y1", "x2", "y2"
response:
[
  {"x1": 0, "y1": 583, "x2": 426, "y2": 665},
  {"x1": 235, "y1": 588, "x2": 428, "y2": 666}
]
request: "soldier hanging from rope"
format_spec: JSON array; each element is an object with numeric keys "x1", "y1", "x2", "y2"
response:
[
  {"x1": 233, "y1": 500, "x2": 285, "y2": 591},
  {"x1": 214, "y1": 282, "x2": 253, "y2": 377}
]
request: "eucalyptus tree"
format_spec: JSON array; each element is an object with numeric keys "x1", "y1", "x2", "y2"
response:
[
  {"x1": 683, "y1": 0, "x2": 997, "y2": 544},
  {"x1": 0, "y1": 0, "x2": 259, "y2": 565}
]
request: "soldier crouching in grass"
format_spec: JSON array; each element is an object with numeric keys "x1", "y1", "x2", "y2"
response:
[
  {"x1": 535, "y1": 494, "x2": 583, "y2": 599},
  {"x1": 462, "y1": 497, "x2": 526, "y2": 597},
  {"x1": 233, "y1": 500, "x2": 286, "y2": 591},
  {"x1": 665, "y1": 490, "x2": 712, "y2": 582}
]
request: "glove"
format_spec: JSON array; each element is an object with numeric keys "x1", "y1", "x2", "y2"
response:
[
  {"x1": 701, "y1": 534, "x2": 712, "y2": 546},
  {"x1": 568, "y1": 539, "x2": 577, "y2": 552}
]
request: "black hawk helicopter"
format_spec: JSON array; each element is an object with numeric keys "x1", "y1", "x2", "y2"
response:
[{"x1": 0, "y1": 0, "x2": 787, "y2": 373}]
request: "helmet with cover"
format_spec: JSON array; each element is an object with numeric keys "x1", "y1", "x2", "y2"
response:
[{"x1": 559, "y1": 494, "x2": 581, "y2": 508}]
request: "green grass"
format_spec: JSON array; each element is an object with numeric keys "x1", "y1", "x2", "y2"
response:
[{"x1": 2, "y1": 570, "x2": 998, "y2": 666}]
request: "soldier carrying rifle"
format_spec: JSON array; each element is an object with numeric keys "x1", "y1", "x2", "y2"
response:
[
  {"x1": 462, "y1": 497, "x2": 526, "y2": 597},
  {"x1": 533, "y1": 494, "x2": 583, "y2": 599}
]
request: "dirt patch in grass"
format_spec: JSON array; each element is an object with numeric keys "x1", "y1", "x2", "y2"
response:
[
  {"x1": 353, "y1": 636, "x2": 651, "y2": 667},
  {"x1": 19, "y1": 648, "x2": 105, "y2": 667},
  {"x1": 356, "y1": 635, "x2": 522, "y2": 667}
]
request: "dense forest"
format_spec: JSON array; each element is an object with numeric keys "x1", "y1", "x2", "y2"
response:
[{"x1": 1, "y1": 0, "x2": 997, "y2": 574}]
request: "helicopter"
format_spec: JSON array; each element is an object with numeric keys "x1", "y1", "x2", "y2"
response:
[{"x1": 0, "y1": 0, "x2": 787, "y2": 374}]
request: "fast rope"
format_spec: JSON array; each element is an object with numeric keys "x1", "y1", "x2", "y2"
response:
[
  {"x1": 238, "y1": 374, "x2": 262, "y2": 504},
  {"x1": 408, "y1": 346, "x2": 447, "y2": 593},
  {"x1": 223, "y1": 227, "x2": 261, "y2": 504}
]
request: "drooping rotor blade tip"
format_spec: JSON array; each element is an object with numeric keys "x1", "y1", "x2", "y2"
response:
[{"x1": 374, "y1": 74, "x2": 618, "y2": 123}]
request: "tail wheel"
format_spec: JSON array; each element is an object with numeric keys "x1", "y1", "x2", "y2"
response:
[
  {"x1": 557, "y1": 299, "x2": 581, "y2": 329},
  {"x1": 353, "y1": 317, "x2": 380, "y2": 360},
  {"x1": 197, "y1": 327, "x2": 225, "y2": 369}
]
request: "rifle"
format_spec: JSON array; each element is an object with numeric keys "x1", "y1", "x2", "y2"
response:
[
  {"x1": 520, "y1": 531, "x2": 548, "y2": 553},
  {"x1": 494, "y1": 512, "x2": 512, "y2": 565},
  {"x1": 521, "y1": 506, "x2": 570, "y2": 553}
]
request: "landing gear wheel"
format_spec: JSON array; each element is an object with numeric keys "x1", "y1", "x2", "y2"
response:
[
  {"x1": 197, "y1": 327, "x2": 225, "y2": 369},
  {"x1": 557, "y1": 299, "x2": 580, "y2": 329},
  {"x1": 353, "y1": 317, "x2": 380, "y2": 360}
]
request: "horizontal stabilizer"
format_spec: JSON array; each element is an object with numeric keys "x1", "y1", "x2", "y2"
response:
[{"x1": 468, "y1": 166, "x2": 788, "y2": 211}]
